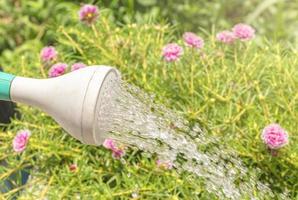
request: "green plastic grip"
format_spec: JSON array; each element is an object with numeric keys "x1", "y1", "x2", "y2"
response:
[{"x1": 0, "y1": 71, "x2": 15, "y2": 101}]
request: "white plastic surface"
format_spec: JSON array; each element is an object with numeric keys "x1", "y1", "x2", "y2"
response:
[{"x1": 10, "y1": 66, "x2": 120, "y2": 145}]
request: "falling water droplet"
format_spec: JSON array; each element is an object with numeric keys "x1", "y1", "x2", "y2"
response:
[{"x1": 93, "y1": 79, "x2": 284, "y2": 199}]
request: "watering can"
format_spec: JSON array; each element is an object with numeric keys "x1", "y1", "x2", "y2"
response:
[{"x1": 0, "y1": 66, "x2": 120, "y2": 145}]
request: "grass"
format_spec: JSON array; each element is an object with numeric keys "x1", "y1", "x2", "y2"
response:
[{"x1": 0, "y1": 8, "x2": 297, "y2": 199}]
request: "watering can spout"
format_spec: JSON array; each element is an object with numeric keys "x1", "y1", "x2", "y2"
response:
[{"x1": 0, "y1": 66, "x2": 120, "y2": 145}]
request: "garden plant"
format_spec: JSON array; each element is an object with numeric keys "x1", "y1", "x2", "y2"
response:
[{"x1": 0, "y1": 1, "x2": 298, "y2": 199}]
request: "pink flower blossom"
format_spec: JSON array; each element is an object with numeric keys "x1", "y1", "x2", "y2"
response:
[
  {"x1": 13, "y1": 130, "x2": 31, "y2": 153},
  {"x1": 69, "y1": 164, "x2": 77, "y2": 172},
  {"x1": 71, "y1": 62, "x2": 86, "y2": 71},
  {"x1": 112, "y1": 148, "x2": 125, "y2": 159},
  {"x1": 216, "y1": 30, "x2": 236, "y2": 44},
  {"x1": 48, "y1": 63, "x2": 67, "y2": 78},
  {"x1": 162, "y1": 43, "x2": 183, "y2": 62},
  {"x1": 78, "y1": 4, "x2": 99, "y2": 25},
  {"x1": 103, "y1": 139, "x2": 125, "y2": 159},
  {"x1": 156, "y1": 159, "x2": 173, "y2": 170},
  {"x1": 232, "y1": 23, "x2": 255, "y2": 41},
  {"x1": 261, "y1": 124, "x2": 289, "y2": 149},
  {"x1": 183, "y1": 32, "x2": 204, "y2": 49},
  {"x1": 103, "y1": 139, "x2": 117, "y2": 150},
  {"x1": 40, "y1": 46, "x2": 58, "y2": 62}
]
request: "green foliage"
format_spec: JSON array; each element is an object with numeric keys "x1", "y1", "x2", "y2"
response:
[
  {"x1": 97, "y1": 0, "x2": 298, "y2": 45},
  {"x1": 0, "y1": 0, "x2": 77, "y2": 53},
  {"x1": 1, "y1": 0, "x2": 298, "y2": 55},
  {"x1": 0, "y1": 9, "x2": 297, "y2": 198}
]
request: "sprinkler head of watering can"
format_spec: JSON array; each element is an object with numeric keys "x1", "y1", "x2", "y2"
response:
[{"x1": 0, "y1": 66, "x2": 120, "y2": 145}]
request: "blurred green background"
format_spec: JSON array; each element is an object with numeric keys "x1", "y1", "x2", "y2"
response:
[{"x1": 1, "y1": 0, "x2": 298, "y2": 55}]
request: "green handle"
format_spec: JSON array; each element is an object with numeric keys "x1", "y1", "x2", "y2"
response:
[{"x1": 0, "y1": 71, "x2": 15, "y2": 101}]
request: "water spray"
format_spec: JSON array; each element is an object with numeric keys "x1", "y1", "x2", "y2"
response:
[{"x1": 0, "y1": 66, "x2": 120, "y2": 145}]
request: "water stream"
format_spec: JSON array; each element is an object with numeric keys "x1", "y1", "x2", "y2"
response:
[{"x1": 95, "y1": 78, "x2": 285, "y2": 199}]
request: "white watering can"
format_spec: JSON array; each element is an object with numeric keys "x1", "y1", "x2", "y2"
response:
[{"x1": 0, "y1": 66, "x2": 120, "y2": 145}]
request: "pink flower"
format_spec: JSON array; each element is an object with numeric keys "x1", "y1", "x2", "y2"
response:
[
  {"x1": 103, "y1": 139, "x2": 117, "y2": 150},
  {"x1": 69, "y1": 164, "x2": 77, "y2": 172},
  {"x1": 216, "y1": 31, "x2": 236, "y2": 44},
  {"x1": 103, "y1": 139, "x2": 125, "y2": 159},
  {"x1": 261, "y1": 124, "x2": 289, "y2": 149},
  {"x1": 48, "y1": 63, "x2": 67, "y2": 78},
  {"x1": 183, "y1": 32, "x2": 204, "y2": 49},
  {"x1": 232, "y1": 23, "x2": 255, "y2": 41},
  {"x1": 71, "y1": 62, "x2": 86, "y2": 71},
  {"x1": 78, "y1": 4, "x2": 99, "y2": 25},
  {"x1": 40, "y1": 46, "x2": 58, "y2": 62},
  {"x1": 156, "y1": 159, "x2": 173, "y2": 170},
  {"x1": 13, "y1": 130, "x2": 31, "y2": 153},
  {"x1": 162, "y1": 43, "x2": 183, "y2": 62},
  {"x1": 112, "y1": 148, "x2": 125, "y2": 159}
]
